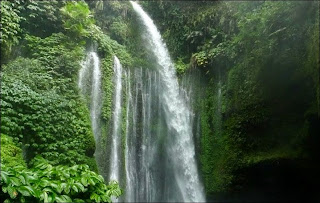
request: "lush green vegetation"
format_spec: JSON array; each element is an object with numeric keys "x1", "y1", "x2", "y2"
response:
[
  {"x1": 1, "y1": 135, "x2": 26, "y2": 168},
  {"x1": 144, "y1": 1, "x2": 319, "y2": 197},
  {"x1": 1, "y1": 135, "x2": 121, "y2": 203},
  {"x1": 1, "y1": 0, "x2": 319, "y2": 202},
  {"x1": 0, "y1": 1, "x2": 126, "y2": 202}
]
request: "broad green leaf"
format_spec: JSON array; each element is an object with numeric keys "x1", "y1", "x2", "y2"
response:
[
  {"x1": 88, "y1": 177, "x2": 96, "y2": 185},
  {"x1": 18, "y1": 175, "x2": 26, "y2": 184},
  {"x1": 49, "y1": 182, "x2": 58, "y2": 190},
  {"x1": 39, "y1": 179, "x2": 50, "y2": 187},
  {"x1": 55, "y1": 196, "x2": 64, "y2": 202},
  {"x1": 1, "y1": 171, "x2": 9, "y2": 184},
  {"x1": 10, "y1": 177, "x2": 21, "y2": 186},
  {"x1": 74, "y1": 182, "x2": 85, "y2": 192},
  {"x1": 2, "y1": 186, "x2": 8, "y2": 193},
  {"x1": 20, "y1": 185, "x2": 35, "y2": 196},
  {"x1": 43, "y1": 191, "x2": 48, "y2": 203},
  {"x1": 17, "y1": 186, "x2": 31, "y2": 196},
  {"x1": 56, "y1": 195, "x2": 72, "y2": 202},
  {"x1": 72, "y1": 185, "x2": 78, "y2": 192},
  {"x1": 97, "y1": 175, "x2": 104, "y2": 182},
  {"x1": 56, "y1": 183, "x2": 66, "y2": 194},
  {"x1": 64, "y1": 184, "x2": 70, "y2": 194},
  {"x1": 80, "y1": 177, "x2": 88, "y2": 186},
  {"x1": 8, "y1": 186, "x2": 18, "y2": 199}
]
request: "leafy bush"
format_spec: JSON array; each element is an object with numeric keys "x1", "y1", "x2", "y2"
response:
[
  {"x1": 109, "y1": 20, "x2": 129, "y2": 44},
  {"x1": 0, "y1": 1, "x2": 23, "y2": 61},
  {"x1": 1, "y1": 134, "x2": 26, "y2": 168},
  {"x1": 19, "y1": 0, "x2": 65, "y2": 37},
  {"x1": 60, "y1": 1, "x2": 95, "y2": 38},
  {"x1": 24, "y1": 33, "x2": 84, "y2": 79},
  {"x1": 1, "y1": 157, "x2": 122, "y2": 203},
  {"x1": 1, "y1": 58, "x2": 95, "y2": 167},
  {"x1": 174, "y1": 57, "x2": 189, "y2": 75}
]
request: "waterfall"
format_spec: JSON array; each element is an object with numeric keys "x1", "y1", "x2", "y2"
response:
[
  {"x1": 109, "y1": 56, "x2": 123, "y2": 182},
  {"x1": 78, "y1": 51, "x2": 102, "y2": 142},
  {"x1": 124, "y1": 68, "x2": 164, "y2": 202},
  {"x1": 130, "y1": 1, "x2": 205, "y2": 202},
  {"x1": 79, "y1": 3, "x2": 205, "y2": 202},
  {"x1": 124, "y1": 69, "x2": 133, "y2": 201},
  {"x1": 215, "y1": 68, "x2": 222, "y2": 138}
]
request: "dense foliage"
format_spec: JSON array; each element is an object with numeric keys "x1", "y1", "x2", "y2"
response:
[
  {"x1": 144, "y1": 1, "x2": 319, "y2": 197},
  {"x1": 1, "y1": 1, "x2": 124, "y2": 202},
  {"x1": 1, "y1": 136, "x2": 121, "y2": 203},
  {"x1": 1, "y1": 135, "x2": 26, "y2": 168},
  {"x1": 0, "y1": 1, "x2": 23, "y2": 61},
  {"x1": 1, "y1": 55, "x2": 96, "y2": 168},
  {"x1": 1, "y1": 160, "x2": 121, "y2": 203}
]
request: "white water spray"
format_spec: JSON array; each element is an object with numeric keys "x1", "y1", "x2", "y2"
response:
[
  {"x1": 130, "y1": 2, "x2": 205, "y2": 202},
  {"x1": 79, "y1": 51, "x2": 102, "y2": 142},
  {"x1": 109, "y1": 56, "x2": 123, "y2": 182}
]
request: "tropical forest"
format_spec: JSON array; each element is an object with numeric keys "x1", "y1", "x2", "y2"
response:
[{"x1": 1, "y1": 0, "x2": 319, "y2": 202}]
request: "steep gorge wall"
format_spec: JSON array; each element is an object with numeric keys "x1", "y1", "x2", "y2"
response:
[{"x1": 143, "y1": 1, "x2": 320, "y2": 200}]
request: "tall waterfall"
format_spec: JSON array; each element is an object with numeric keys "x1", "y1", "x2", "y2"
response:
[
  {"x1": 130, "y1": 1, "x2": 205, "y2": 202},
  {"x1": 79, "y1": 3, "x2": 205, "y2": 202},
  {"x1": 109, "y1": 56, "x2": 123, "y2": 182},
  {"x1": 78, "y1": 51, "x2": 102, "y2": 142}
]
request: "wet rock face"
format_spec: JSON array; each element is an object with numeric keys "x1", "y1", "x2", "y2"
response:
[
  {"x1": 226, "y1": 157, "x2": 319, "y2": 202},
  {"x1": 205, "y1": 115, "x2": 320, "y2": 202}
]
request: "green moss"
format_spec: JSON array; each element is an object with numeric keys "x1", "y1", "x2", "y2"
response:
[
  {"x1": 97, "y1": 34, "x2": 133, "y2": 68},
  {"x1": 190, "y1": 1, "x2": 320, "y2": 195},
  {"x1": 101, "y1": 58, "x2": 114, "y2": 121}
]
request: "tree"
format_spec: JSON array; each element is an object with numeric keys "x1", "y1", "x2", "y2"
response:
[{"x1": 60, "y1": 1, "x2": 95, "y2": 38}]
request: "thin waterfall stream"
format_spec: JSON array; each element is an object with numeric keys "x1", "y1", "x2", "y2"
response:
[
  {"x1": 78, "y1": 51, "x2": 102, "y2": 142},
  {"x1": 109, "y1": 56, "x2": 123, "y2": 183}
]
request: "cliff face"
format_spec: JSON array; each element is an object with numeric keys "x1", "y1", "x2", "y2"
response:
[{"x1": 143, "y1": 1, "x2": 320, "y2": 200}]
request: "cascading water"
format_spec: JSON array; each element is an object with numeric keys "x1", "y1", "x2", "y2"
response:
[
  {"x1": 215, "y1": 69, "x2": 223, "y2": 138},
  {"x1": 180, "y1": 67, "x2": 204, "y2": 151},
  {"x1": 109, "y1": 56, "x2": 123, "y2": 183},
  {"x1": 124, "y1": 69, "x2": 132, "y2": 201},
  {"x1": 78, "y1": 51, "x2": 102, "y2": 142},
  {"x1": 79, "y1": 4, "x2": 205, "y2": 202},
  {"x1": 129, "y1": 2, "x2": 205, "y2": 202},
  {"x1": 124, "y1": 68, "x2": 166, "y2": 202}
]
